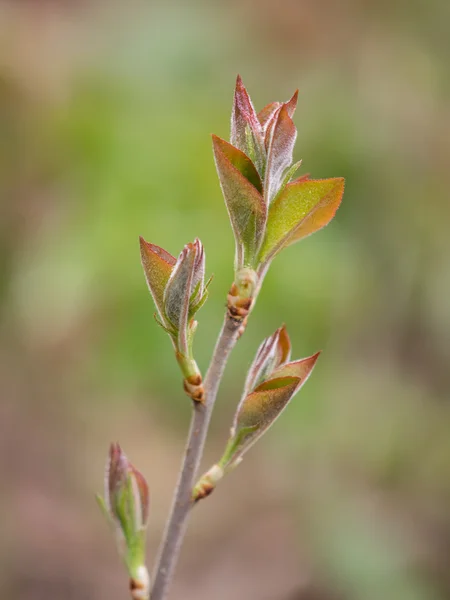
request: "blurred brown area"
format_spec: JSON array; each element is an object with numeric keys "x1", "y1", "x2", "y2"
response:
[{"x1": 0, "y1": 0, "x2": 449, "y2": 599}]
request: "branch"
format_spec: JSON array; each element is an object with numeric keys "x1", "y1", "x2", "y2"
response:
[{"x1": 150, "y1": 314, "x2": 241, "y2": 600}]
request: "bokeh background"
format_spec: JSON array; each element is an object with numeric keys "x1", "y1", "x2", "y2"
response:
[{"x1": 1, "y1": 0, "x2": 450, "y2": 599}]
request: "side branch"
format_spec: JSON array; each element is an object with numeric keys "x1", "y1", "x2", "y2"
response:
[{"x1": 151, "y1": 315, "x2": 241, "y2": 600}]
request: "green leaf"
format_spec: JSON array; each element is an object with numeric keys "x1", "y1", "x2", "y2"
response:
[
  {"x1": 212, "y1": 134, "x2": 266, "y2": 268},
  {"x1": 258, "y1": 177, "x2": 345, "y2": 264}
]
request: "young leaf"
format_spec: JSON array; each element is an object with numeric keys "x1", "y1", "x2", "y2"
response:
[
  {"x1": 258, "y1": 177, "x2": 345, "y2": 265},
  {"x1": 229, "y1": 377, "x2": 301, "y2": 463},
  {"x1": 213, "y1": 135, "x2": 266, "y2": 268},
  {"x1": 226, "y1": 350, "x2": 320, "y2": 466},
  {"x1": 264, "y1": 104, "x2": 297, "y2": 205},
  {"x1": 140, "y1": 238, "x2": 176, "y2": 321}
]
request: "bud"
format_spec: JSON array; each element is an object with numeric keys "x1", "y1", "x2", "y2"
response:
[
  {"x1": 193, "y1": 327, "x2": 320, "y2": 502},
  {"x1": 242, "y1": 324, "x2": 291, "y2": 395},
  {"x1": 226, "y1": 268, "x2": 259, "y2": 327},
  {"x1": 140, "y1": 237, "x2": 210, "y2": 401},
  {"x1": 97, "y1": 443, "x2": 150, "y2": 599}
]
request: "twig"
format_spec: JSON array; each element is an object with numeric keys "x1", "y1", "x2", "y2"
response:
[{"x1": 151, "y1": 314, "x2": 241, "y2": 600}]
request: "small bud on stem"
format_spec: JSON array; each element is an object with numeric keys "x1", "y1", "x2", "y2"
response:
[
  {"x1": 192, "y1": 464, "x2": 224, "y2": 502},
  {"x1": 97, "y1": 444, "x2": 150, "y2": 599},
  {"x1": 130, "y1": 566, "x2": 150, "y2": 600}
]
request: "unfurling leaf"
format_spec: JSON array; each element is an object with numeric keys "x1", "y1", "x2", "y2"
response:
[
  {"x1": 192, "y1": 325, "x2": 320, "y2": 502},
  {"x1": 243, "y1": 324, "x2": 291, "y2": 395},
  {"x1": 258, "y1": 177, "x2": 345, "y2": 265},
  {"x1": 193, "y1": 327, "x2": 320, "y2": 502},
  {"x1": 228, "y1": 351, "x2": 320, "y2": 465},
  {"x1": 213, "y1": 134, "x2": 266, "y2": 269}
]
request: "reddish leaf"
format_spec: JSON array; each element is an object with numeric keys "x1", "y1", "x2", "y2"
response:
[
  {"x1": 213, "y1": 134, "x2": 266, "y2": 268},
  {"x1": 272, "y1": 352, "x2": 321, "y2": 388},
  {"x1": 243, "y1": 325, "x2": 291, "y2": 395},
  {"x1": 139, "y1": 237, "x2": 175, "y2": 321},
  {"x1": 231, "y1": 75, "x2": 263, "y2": 152},
  {"x1": 235, "y1": 376, "x2": 299, "y2": 433},
  {"x1": 212, "y1": 135, "x2": 262, "y2": 194},
  {"x1": 264, "y1": 104, "x2": 297, "y2": 205}
]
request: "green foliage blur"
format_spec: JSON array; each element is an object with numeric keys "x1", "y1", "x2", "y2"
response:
[{"x1": 1, "y1": 1, "x2": 449, "y2": 599}]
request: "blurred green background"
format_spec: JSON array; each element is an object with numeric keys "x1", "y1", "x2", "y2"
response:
[{"x1": 1, "y1": 1, "x2": 449, "y2": 599}]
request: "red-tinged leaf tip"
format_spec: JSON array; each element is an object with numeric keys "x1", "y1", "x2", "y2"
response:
[
  {"x1": 272, "y1": 351, "x2": 321, "y2": 390},
  {"x1": 211, "y1": 135, "x2": 262, "y2": 193},
  {"x1": 140, "y1": 237, "x2": 175, "y2": 320},
  {"x1": 259, "y1": 177, "x2": 345, "y2": 264},
  {"x1": 212, "y1": 135, "x2": 266, "y2": 268},
  {"x1": 285, "y1": 89, "x2": 299, "y2": 118},
  {"x1": 278, "y1": 324, "x2": 291, "y2": 365},
  {"x1": 231, "y1": 76, "x2": 264, "y2": 165},
  {"x1": 139, "y1": 237, "x2": 176, "y2": 267},
  {"x1": 108, "y1": 442, "x2": 126, "y2": 484}
]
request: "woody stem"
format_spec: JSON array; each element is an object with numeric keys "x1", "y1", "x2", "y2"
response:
[{"x1": 150, "y1": 314, "x2": 241, "y2": 600}]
